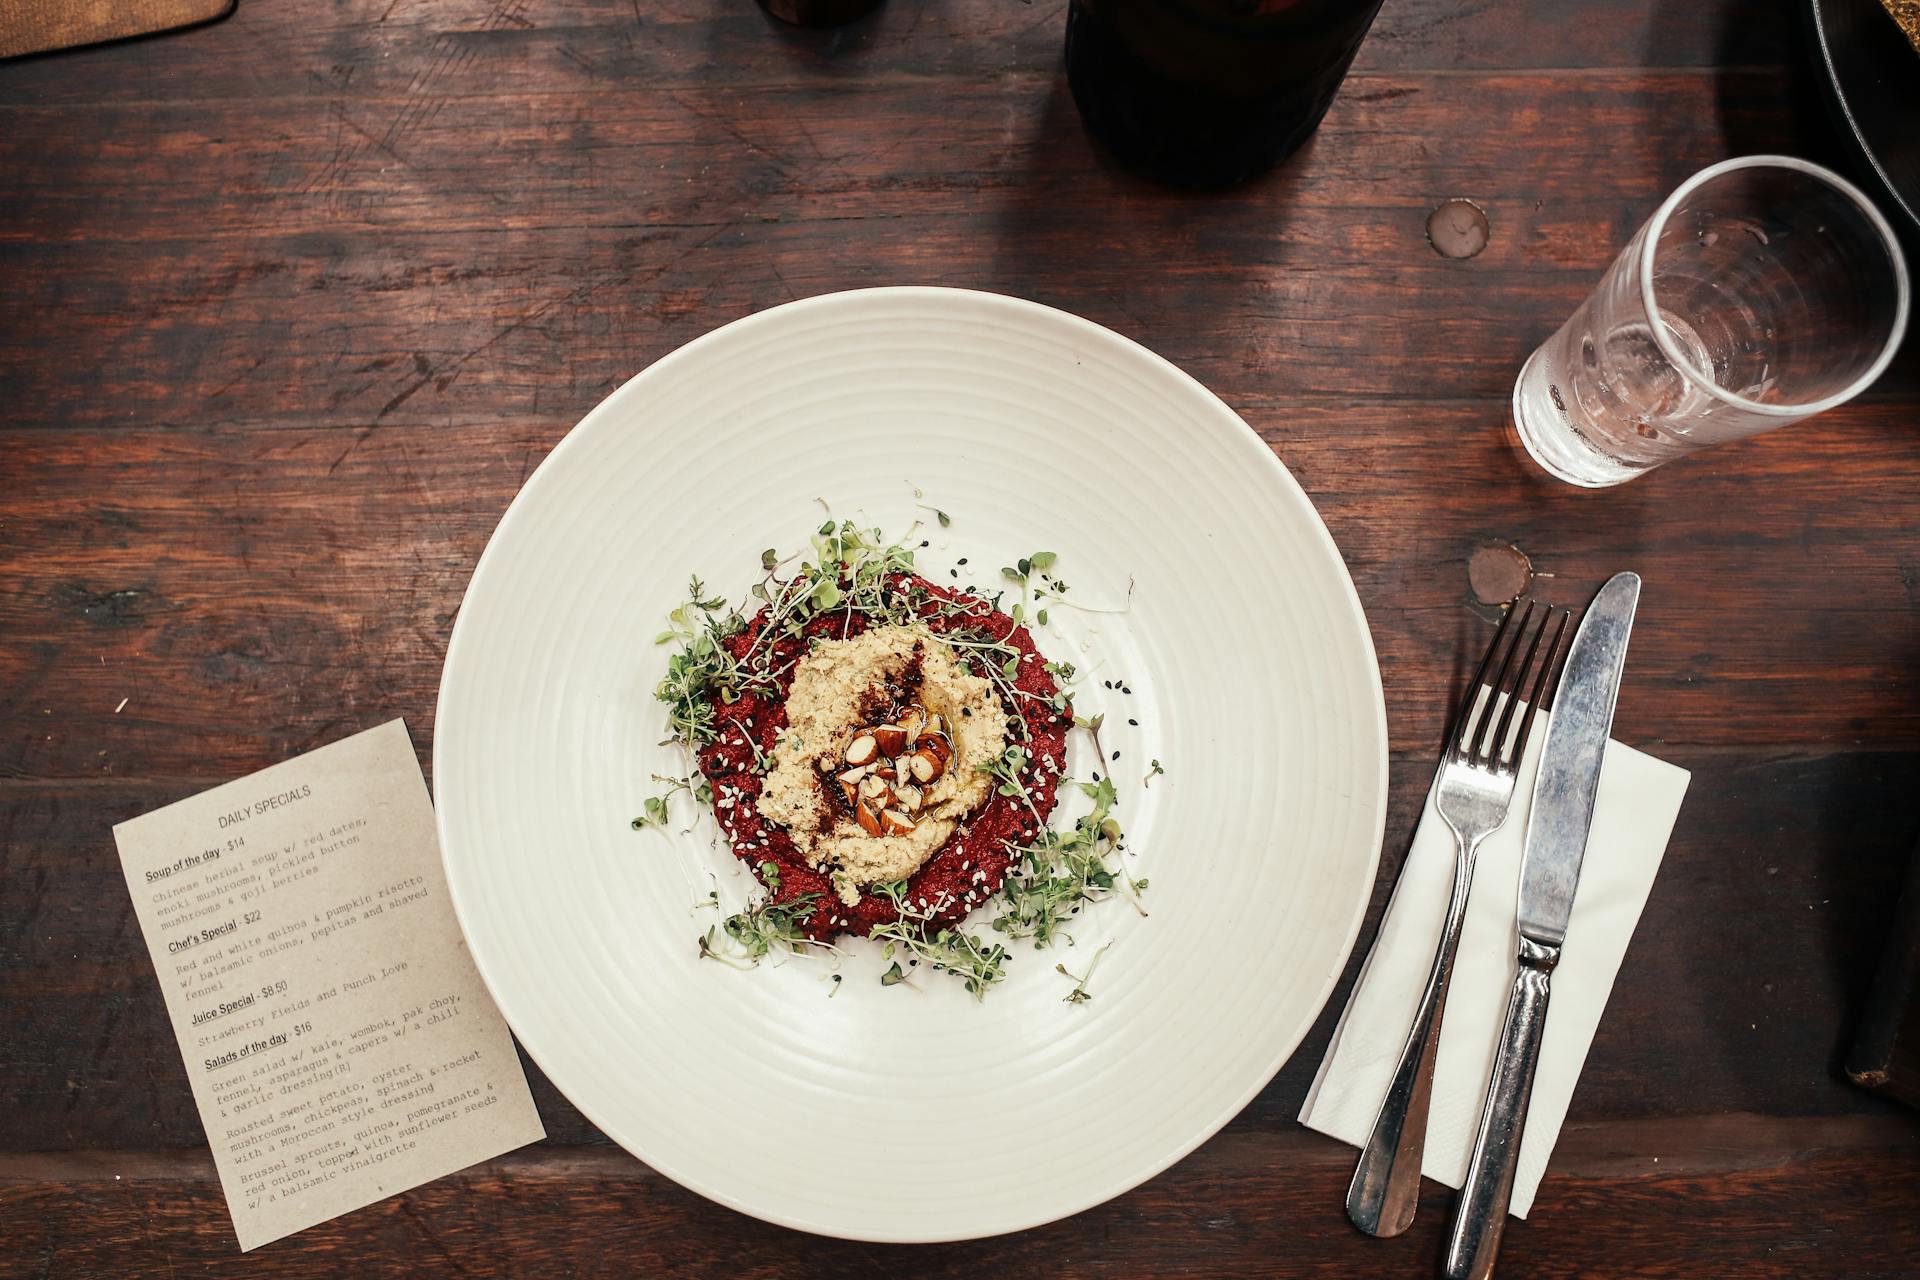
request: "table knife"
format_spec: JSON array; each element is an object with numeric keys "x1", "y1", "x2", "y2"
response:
[{"x1": 1443, "y1": 570, "x2": 1641, "y2": 1280}]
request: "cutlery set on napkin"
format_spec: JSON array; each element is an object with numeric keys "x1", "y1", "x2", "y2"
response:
[{"x1": 1302, "y1": 573, "x2": 1692, "y2": 1277}]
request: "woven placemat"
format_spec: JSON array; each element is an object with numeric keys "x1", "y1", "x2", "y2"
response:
[
  {"x1": 0, "y1": 0, "x2": 233, "y2": 59},
  {"x1": 1884, "y1": 0, "x2": 1920, "y2": 54}
]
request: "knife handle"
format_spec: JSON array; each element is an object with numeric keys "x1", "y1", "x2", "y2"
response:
[
  {"x1": 1444, "y1": 936, "x2": 1557, "y2": 1280},
  {"x1": 1345, "y1": 833, "x2": 1481, "y2": 1237}
]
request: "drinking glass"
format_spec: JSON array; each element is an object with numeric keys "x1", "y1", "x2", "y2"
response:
[{"x1": 1512, "y1": 155, "x2": 1910, "y2": 487}]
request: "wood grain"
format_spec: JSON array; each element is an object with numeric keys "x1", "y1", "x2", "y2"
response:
[
  {"x1": 4, "y1": 1118, "x2": 1918, "y2": 1278},
  {"x1": 6, "y1": 397, "x2": 1920, "y2": 789},
  {"x1": 0, "y1": 67, "x2": 1861, "y2": 438},
  {"x1": 3, "y1": 0, "x2": 1919, "y2": 1269},
  {"x1": 0, "y1": 0, "x2": 1801, "y2": 110},
  {"x1": 5, "y1": 749, "x2": 1915, "y2": 1153}
]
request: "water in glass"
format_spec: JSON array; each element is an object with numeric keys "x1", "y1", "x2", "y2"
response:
[{"x1": 1512, "y1": 157, "x2": 1908, "y2": 488}]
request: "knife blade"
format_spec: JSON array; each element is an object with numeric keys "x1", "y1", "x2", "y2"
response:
[
  {"x1": 1515, "y1": 570, "x2": 1641, "y2": 948},
  {"x1": 1443, "y1": 570, "x2": 1641, "y2": 1280}
]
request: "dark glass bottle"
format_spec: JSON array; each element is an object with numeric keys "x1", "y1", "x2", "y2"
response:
[
  {"x1": 1065, "y1": 0, "x2": 1385, "y2": 188},
  {"x1": 757, "y1": 0, "x2": 883, "y2": 25}
]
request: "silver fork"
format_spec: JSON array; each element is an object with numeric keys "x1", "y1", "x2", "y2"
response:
[{"x1": 1345, "y1": 600, "x2": 1570, "y2": 1239}]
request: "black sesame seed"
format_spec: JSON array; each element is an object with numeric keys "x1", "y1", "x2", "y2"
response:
[
  {"x1": 950, "y1": 569, "x2": 958, "y2": 578},
  {"x1": 1111, "y1": 750, "x2": 1121, "y2": 761},
  {"x1": 1092, "y1": 771, "x2": 1102, "y2": 782},
  {"x1": 1127, "y1": 718, "x2": 1139, "y2": 726},
  {"x1": 958, "y1": 557, "x2": 968, "y2": 565}
]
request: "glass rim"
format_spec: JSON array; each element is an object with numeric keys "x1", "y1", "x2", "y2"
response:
[{"x1": 1635, "y1": 154, "x2": 1912, "y2": 419}]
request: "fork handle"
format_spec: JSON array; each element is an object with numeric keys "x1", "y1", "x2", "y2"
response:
[
  {"x1": 1444, "y1": 936, "x2": 1557, "y2": 1280},
  {"x1": 1345, "y1": 832, "x2": 1481, "y2": 1238}
]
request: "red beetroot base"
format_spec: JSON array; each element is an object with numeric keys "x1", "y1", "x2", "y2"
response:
[{"x1": 692, "y1": 573, "x2": 1069, "y2": 941}]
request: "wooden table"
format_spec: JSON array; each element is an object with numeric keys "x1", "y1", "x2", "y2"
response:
[{"x1": 5, "y1": 0, "x2": 1920, "y2": 1273}]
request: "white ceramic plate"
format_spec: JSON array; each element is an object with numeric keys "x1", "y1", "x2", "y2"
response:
[{"x1": 435, "y1": 287, "x2": 1387, "y2": 1242}]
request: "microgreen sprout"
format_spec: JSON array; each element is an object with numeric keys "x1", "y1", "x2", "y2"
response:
[
  {"x1": 869, "y1": 881, "x2": 1007, "y2": 999},
  {"x1": 698, "y1": 892, "x2": 826, "y2": 969},
  {"x1": 1056, "y1": 941, "x2": 1112, "y2": 1004},
  {"x1": 992, "y1": 770, "x2": 1144, "y2": 946},
  {"x1": 631, "y1": 774, "x2": 712, "y2": 830}
]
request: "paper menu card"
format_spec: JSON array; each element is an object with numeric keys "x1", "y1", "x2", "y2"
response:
[{"x1": 113, "y1": 719, "x2": 544, "y2": 1250}]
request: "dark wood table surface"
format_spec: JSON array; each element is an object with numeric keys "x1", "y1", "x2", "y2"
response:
[{"x1": 6, "y1": 0, "x2": 1920, "y2": 1274}]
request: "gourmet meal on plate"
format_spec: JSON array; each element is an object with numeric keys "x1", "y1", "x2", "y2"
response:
[{"x1": 635, "y1": 514, "x2": 1155, "y2": 998}]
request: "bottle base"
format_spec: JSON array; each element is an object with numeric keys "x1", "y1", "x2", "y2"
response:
[
  {"x1": 757, "y1": 0, "x2": 882, "y2": 26},
  {"x1": 1062, "y1": 0, "x2": 1336, "y2": 189}
]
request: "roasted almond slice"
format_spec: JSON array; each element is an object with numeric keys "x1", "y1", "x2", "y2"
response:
[
  {"x1": 837, "y1": 777, "x2": 860, "y2": 807},
  {"x1": 844, "y1": 734, "x2": 878, "y2": 766},
  {"x1": 858, "y1": 774, "x2": 889, "y2": 800},
  {"x1": 879, "y1": 808, "x2": 916, "y2": 836},
  {"x1": 924, "y1": 712, "x2": 944, "y2": 738},
  {"x1": 872, "y1": 725, "x2": 908, "y2": 757},
  {"x1": 893, "y1": 782, "x2": 924, "y2": 811},
  {"x1": 854, "y1": 802, "x2": 883, "y2": 836},
  {"x1": 910, "y1": 750, "x2": 945, "y2": 783},
  {"x1": 922, "y1": 734, "x2": 954, "y2": 767},
  {"x1": 901, "y1": 705, "x2": 926, "y2": 746}
]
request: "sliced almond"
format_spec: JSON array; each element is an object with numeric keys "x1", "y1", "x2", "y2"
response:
[
  {"x1": 909, "y1": 751, "x2": 941, "y2": 783},
  {"x1": 854, "y1": 803, "x2": 883, "y2": 836},
  {"x1": 858, "y1": 774, "x2": 889, "y2": 800},
  {"x1": 922, "y1": 735, "x2": 954, "y2": 767},
  {"x1": 837, "y1": 777, "x2": 860, "y2": 807},
  {"x1": 924, "y1": 712, "x2": 944, "y2": 738},
  {"x1": 872, "y1": 725, "x2": 908, "y2": 757},
  {"x1": 901, "y1": 705, "x2": 926, "y2": 746},
  {"x1": 844, "y1": 734, "x2": 878, "y2": 766},
  {"x1": 880, "y1": 808, "x2": 916, "y2": 836},
  {"x1": 893, "y1": 782, "x2": 924, "y2": 811}
]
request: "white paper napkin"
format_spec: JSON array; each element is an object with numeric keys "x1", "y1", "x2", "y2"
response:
[{"x1": 1300, "y1": 717, "x2": 1689, "y2": 1218}]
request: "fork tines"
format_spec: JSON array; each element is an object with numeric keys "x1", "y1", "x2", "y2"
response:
[{"x1": 1448, "y1": 601, "x2": 1572, "y2": 774}]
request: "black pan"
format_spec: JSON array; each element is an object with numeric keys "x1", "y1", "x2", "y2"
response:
[{"x1": 1808, "y1": 0, "x2": 1920, "y2": 238}]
